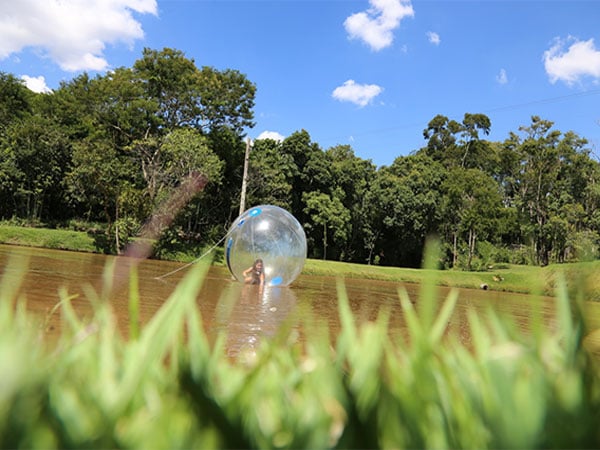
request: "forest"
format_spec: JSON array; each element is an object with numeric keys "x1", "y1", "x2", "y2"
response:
[{"x1": 1, "y1": 47, "x2": 599, "y2": 270}]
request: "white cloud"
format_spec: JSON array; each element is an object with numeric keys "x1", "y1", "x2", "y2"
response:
[
  {"x1": 21, "y1": 75, "x2": 52, "y2": 93},
  {"x1": 256, "y1": 131, "x2": 285, "y2": 142},
  {"x1": 332, "y1": 80, "x2": 383, "y2": 107},
  {"x1": 0, "y1": 0, "x2": 157, "y2": 72},
  {"x1": 426, "y1": 31, "x2": 440, "y2": 45},
  {"x1": 344, "y1": 0, "x2": 414, "y2": 51},
  {"x1": 543, "y1": 36, "x2": 600, "y2": 85},
  {"x1": 496, "y1": 68, "x2": 508, "y2": 85}
]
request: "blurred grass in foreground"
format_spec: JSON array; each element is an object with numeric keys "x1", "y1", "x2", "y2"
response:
[{"x1": 1, "y1": 249, "x2": 599, "y2": 449}]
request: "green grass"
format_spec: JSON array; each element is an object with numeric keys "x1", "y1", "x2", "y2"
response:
[
  {"x1": 0, "y1": 225, "x2": 97, "y2": 253},
  {"x1": 303, "y1": 258, "x2": 600, "y2": 300},
  {"x1": 1, "y1": 247, "x2": 600, "y2": 448}
]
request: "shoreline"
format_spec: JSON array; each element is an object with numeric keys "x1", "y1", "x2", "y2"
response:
[{"x1": 1, "y1": 224, "x2": 599, "y2": 300}]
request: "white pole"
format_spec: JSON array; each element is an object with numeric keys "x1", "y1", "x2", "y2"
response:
[{"x1": 239, "y1": 137, "x2": 251, "y2": 216}]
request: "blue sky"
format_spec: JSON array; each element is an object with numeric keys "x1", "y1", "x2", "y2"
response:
[{"x1": 1, "y1": 0, "x2": 600, "y2": 167}]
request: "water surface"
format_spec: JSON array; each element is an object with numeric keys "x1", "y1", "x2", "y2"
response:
[{"x1": 1, "y1": 244, "x2": 598, "y2": 358}]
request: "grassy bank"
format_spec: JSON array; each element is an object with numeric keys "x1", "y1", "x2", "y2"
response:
[
  {"x1": 304, "y1": 258, "x2": 600, "y2": 300},
  {"x1": 0, "y1": 224, "x2": 98, "y2": 253},
  {"x1": 1, "y1": 224, "x2": 599, "y2": 299}
]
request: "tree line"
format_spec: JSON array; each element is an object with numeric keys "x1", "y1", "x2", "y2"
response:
[{"x1": 1, "y1": 47, "x2": 599, "y2": 269}]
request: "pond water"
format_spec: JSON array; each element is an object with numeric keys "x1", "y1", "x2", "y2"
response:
[{"x1": 1, "y1": 244, "x2": 599, "y2": 358}]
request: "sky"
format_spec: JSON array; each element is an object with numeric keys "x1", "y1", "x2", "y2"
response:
[{"x1": 1, "y1": 0, "x2": 600, "y2": 168}]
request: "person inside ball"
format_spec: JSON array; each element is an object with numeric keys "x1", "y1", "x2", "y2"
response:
[{"x1": 243, "y1": 258, "x2": 265, "y2": 286}]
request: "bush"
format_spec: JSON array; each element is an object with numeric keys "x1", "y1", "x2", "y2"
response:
[{"x1": 509, "y1": 244, "x2": 536, "y2": 265}]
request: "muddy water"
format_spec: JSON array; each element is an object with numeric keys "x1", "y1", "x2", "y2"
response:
[{"x1": 1, "y1": 244, "x2": 599, "y2": 358}]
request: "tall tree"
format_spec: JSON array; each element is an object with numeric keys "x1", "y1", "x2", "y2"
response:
[
  {"x1": 364, "y1": 153, "x2": 445, "y2": 267},
  {"x1": 161, "y1": 128, "x2": 223, "y2": 189},
  {"x1": 130, "y1": 48, "x2": 256, "y2": 210},
  {"x1": 132, "y1": 47, "x2": 256, "y2": 134},
  {"x1": 457, "y1": 113, "x2": 492, "y2": 170},
  {"x1": 2, "y1": 114, "x2": 70, "y2": 221},
  {"x1": 303, "y1": 189, "x2": 350, "y2": 260},
  {"x1": 245, "y1": 138, "x2": 294, "y2": 209},
  {"x1": 0, "y1": 72, "x2": 32, "y2": 131},
  {"x1": 196, "y1": 66, "x2": 256, "y2": 134},
  {"x1": 499, "y1": 116, "x2": 598, "y2": 265},
  {"x1": 422, "y1": 114, "x2": 461, "y2": 163},
  {"x1": 423, "y1": 113, "x2": 494, "y2": 171},
  {"x1": 151, "y1": 128, "x2": 225, "y2": 252},
  {"x1": 280, "y1": 130, "x2": 331, "y2": 253},
  {"x1": 326, "y1": 145, "x2": 376, "y2": 262},
  {"x1": 441, "y1": 168, "x2": 503, "y2": 270},
  {"x1": 57, "y1": 70, "x2": 148, "y2": 226}
]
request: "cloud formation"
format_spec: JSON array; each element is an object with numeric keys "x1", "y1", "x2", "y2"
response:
[
  {"x1": 0, "y1": 0, "x2": 157, "y2": 72},
  {"x1": 427, "y1": 31, "x2": 440, "y2": 45},
  {"x1": 496, "y1": 68, "x2": 508, "y2": 85},
  {"x1": 332, "y1": 80, "x2": 383, "y2": 107},
  {"x1": 21, "y1": 75, "x2": 52, "y2": 93},
  {"x1": 256, "y1": 131, "x2": 285, "y2": 142},
  {"x1": 543, "y1": 36, "x2": 600, "y2": 85},
  {"x1": 344, "y1": 0, "x2": 414, "y2": 51}
]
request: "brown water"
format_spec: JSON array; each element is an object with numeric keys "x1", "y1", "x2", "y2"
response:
[{"x1": 1, "y1": 244, "x2": 599, "y2": 358}]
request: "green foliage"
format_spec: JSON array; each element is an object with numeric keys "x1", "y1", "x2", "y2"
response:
[
  {"x1": 162, "y1": 128, "x2": 224, "y2": 186},
  {"x1": 246, "y1": 138, "x2": 294, "y2": 209},
  {"x1": 1, "y1": 250, "x2": 600, "y2": 448},
  {"x1": 303, "y1": 189, "x2": 350, "y2": 260},
  {"x1": 364, "y1": 153, "x2": 444, "y2": 267},
  {"x1": 0, "y1": 72, "x2": 32, "y2": 126},
  {"x1": 442, "y1": 167, "x2": 504, "y2": 270}
]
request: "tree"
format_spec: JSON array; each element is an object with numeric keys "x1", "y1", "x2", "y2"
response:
[
  {"x1": 457, "y1": 113, "x2": 493, "y2": 170},
  {"x1": 441, "y1": 168, "x2": 503, "y2": 270},
  {"x1": 56, "y1": 70, "x2": 149, "y2": 243},
  {"x1": 2, "y1": 114, "x2": 70, "y2": 221},
  {"x1": 505, "y1": 117, "x2": 563, "y2": 265},
  {"x1": 245, "y1": 138, "x2": 293, "y2": 209},
  {"x1": 156, "y1": 128, "x2": 225, "y2": 244},
  {"x1": 326, "y1": 145, "x2": 376, "y2": 262},
  {"x1": 0, "y1": 72, "x2": 32, "y2": 132},
  {"x1": 496, "y1": 116, "x2": 600, "y2": 265},
  {"x1": 66, "y1": 134, "x2": 142, "y2": 252},
  {"x1": 423, "y1": 113, "x2": 494, "y2": 171},
  {"x1": 422, "y1": 114, "x2": 461, "y2": 164},
  {"x1": 132, "y1": 47, "x2": 256, "y2": 134},
  {"x1": 363, "y1": 153, "x2": 445, "y2": 267},
  {"x1": 363, "y1": 168, "x2": 408, "y2": 265},
  {"x1": 129, "y1": 48, "x2": 256, "y2": 226},
  {"x1": 302, "y1": 190, "x2": 350, "y2": 260},
  {"x1": 161, "y1": 128, "x2": 223, "y2": 187},
  {"x1": 196, "y1": 66, "x2": 256, "y2": 134},
  {"x1": 280, "y1": 130, "x2": 331, "y2": 255}
]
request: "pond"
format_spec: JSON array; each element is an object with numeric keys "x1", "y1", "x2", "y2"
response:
[{"x1": 1, "y1": 244, "x2": 599, "y2": 358}]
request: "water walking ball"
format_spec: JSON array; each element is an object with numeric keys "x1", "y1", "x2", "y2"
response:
[{"x1": 226, "y1": 205, "x2": 307, "y2": 286}]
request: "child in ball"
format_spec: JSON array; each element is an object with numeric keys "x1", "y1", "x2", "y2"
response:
[{"x1": 243, "y1": 259, "x2": 265, "y2": 286}]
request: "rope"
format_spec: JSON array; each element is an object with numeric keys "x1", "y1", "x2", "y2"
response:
[{"x1": 154, "y1": 232, "x2": 230, "y2": 280}]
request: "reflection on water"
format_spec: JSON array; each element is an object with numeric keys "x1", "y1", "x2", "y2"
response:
[
  {"x1": 212, "y1": 283, "x2": 298, "y2": 359},
  {"x1": 1, "y1": 244, "x2": 599, "y2": 358}
]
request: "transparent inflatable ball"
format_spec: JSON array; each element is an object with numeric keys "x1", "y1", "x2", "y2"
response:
[{"x1": 226, "y1": 205, "x2": 307, "y2": 286}]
